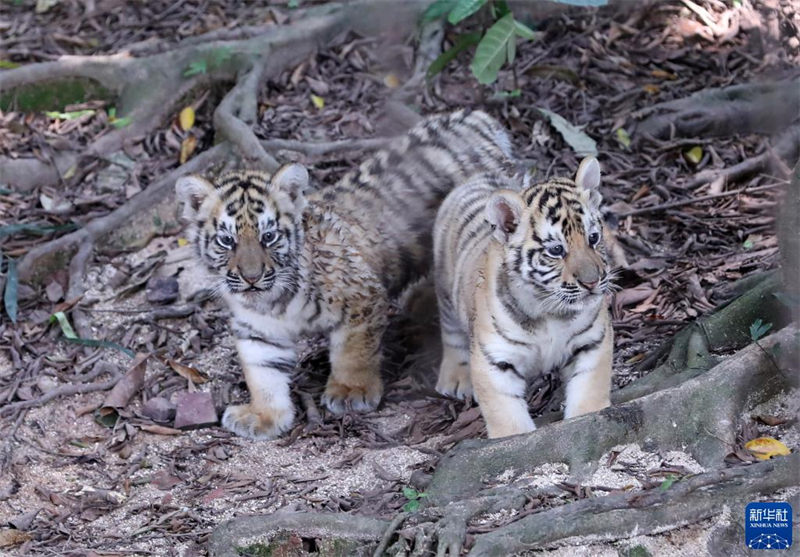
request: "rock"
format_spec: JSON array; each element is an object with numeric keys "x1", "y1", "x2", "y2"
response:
[
  {"x1": 141, "y1": 397, "x2": 176, "y2": 423},
  {"x1": 45, "y1": 280, "x2": 64, "y2": 303},
  {"x1": 173, "y1": 391, "x2": 218, "y2": 430},
  {"x1": 146, "y1": 276, "x2": 179, "y2": 305},
  {"x1": 36, "y1": 376, "x2": 59, "y2": 394}
]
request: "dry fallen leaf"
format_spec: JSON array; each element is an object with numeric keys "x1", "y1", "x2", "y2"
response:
[
  {"x1": 140, "y1": 424, "x2": 182, "y2": 436},
  {"x1": 177, "y1": 237, "x2": 189, "y2": 247},
  {"x1": 744, "y1": 437, "x2": 791, "y2": 460},
  {"x1": 383, "y1": 73, "x2": 401, "y2": 88},
  {"x1": 179, "y1": 135, "x2": 198, "y2": 164},
  {"x1": 101, "y1": 353, "x2": 149, "y2": 413},
  {"x1": 0, "y1": 529, "x2": 32, "y2": 548},
  {"x1": 178, "y1": 106, "x2": 195, "y2": 131},
  {"x1": 642, "y1": 84, "x2": 660, "y2": 94},
  {"x1": 167, "y1": 359, "x2": 209, "y2": 384}
]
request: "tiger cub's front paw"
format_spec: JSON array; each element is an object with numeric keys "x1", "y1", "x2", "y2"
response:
[
  {"x1": 436, "y1": 356, "x2": 473, "y2": 400},
  {"x1": 321, "y1": 374, "x2": 383, "y2": 414},
  {"x1": 221, "y1": 403, "x2": 294, "y2": 440}
]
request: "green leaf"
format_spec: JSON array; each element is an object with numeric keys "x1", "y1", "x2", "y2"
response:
[
  {"x1": 513, "y1": 20, "x2": 536, "y2": 40},
  {"x1": 0, "y1": 60, "x2": 21, "y2": 69},
  {"x1": 288, "y1": 0, "x2": 300, "y2": 7},
  {"x1": 184, "y1": 59, "x2": 208, "y2": 77},
  {"x1": 45, "y1": 109, "x2": 95, "y2": 120},
  {"x1": 95, "y1": 409, "x2": 119, "y2": 428},
  {"x1": 61, "y1": 337, "x2": 135, "y2": 357},
  {"x1": 427, "y1": 32, "x2": 482, "y2": 78},
  {"x1": 538, "y1": 108, "x2": 598, "y2": 156},
  {"x1": 615, "y1": 128, "x2": 632, "y2": 148},
  {"x1": 447, "y1": 0, "x2": 487, "y2": 24},
  {"x1": 402, "y1": 486, "x2": 419, "y2": 500},
  {"x1": 471, "y1": 13, "x2": 516, "y2": 85},
  {"x1": 506, "y1": 27, "x2": 516, "y2": 65},
  {"x1": 492, "y1": 0, "x2": 511, "y2": 18},
  {"x1": 659, "y1": 474, "x2": 678, "y2": 491},
  {"x1": 108, "y1": 107, "x2": 116, "y2": 119},
  {"x1": 4, "y1": 258, "x2": 18, "y2": 323},
  {"x1": 422, "y1": 0, "x2": 459, "y2": 22},
  {"x1": 50, "y1": 311, "x2": 78, "y2": 339},
  {"x1": 402, "y1": 499, "x2": 420, "y2": 512},
  {"x1": 749, "y1": 319, "x2": 773, "y2": 342}
]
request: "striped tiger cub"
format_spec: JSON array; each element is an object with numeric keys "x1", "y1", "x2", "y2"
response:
[
  {"x1": 175, "y1": 110, "x2": 521, "y2": 439},
  {"x1": 433, "y1": 157, "x2": 613, "y2": 438}
]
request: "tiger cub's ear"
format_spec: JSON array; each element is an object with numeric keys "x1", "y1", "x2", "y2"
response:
[
  {"x1": 486, "y1": 190, "x2": 524, "y2": 243},
  {"x1": 175, "y1": 175, "x2": 216, "y2": 222},
  {"x1": 271, "y1": 163, "x2": 309, "y2": 211},
  {"x1": 575, "y1": 156, "x2": 602, "y2": 208}
]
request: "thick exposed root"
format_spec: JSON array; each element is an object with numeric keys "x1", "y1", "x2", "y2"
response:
[
  {"x1": 631, "y1": 79, "x2": 800, "y2": 141},
  {"x1": 469, "y1": 453, "x2": 799, "y2": 555}
]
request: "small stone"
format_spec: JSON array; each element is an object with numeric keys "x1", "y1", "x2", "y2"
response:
[
  {"x1": 141, "y1": 397, "x2": 176, "y2": 423},
  {"x1": 146, "y1": 276, "x2": 179, "y2": 305},
  {"x1": 36, "y1": 376, "x2": 59, "y2": 394},
  {"x1": 45, "y1": 281, "x2": 64, "y2": 303},
  {"x1": 173, "y1": 391, "x2": 218, "y2": 430}
]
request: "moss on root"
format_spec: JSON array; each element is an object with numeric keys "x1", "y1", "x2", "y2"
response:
[{"x1": 0, "y1": 78, "x2": 114, "y2": 112}]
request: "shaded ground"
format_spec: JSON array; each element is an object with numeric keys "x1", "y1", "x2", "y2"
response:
[{"x1": 0, "y1": 0, "x2": 798, "y2": 555}]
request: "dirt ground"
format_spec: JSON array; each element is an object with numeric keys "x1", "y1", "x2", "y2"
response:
[{"x1": 1, "y1": 0, "x2": 798, "y2": 555}]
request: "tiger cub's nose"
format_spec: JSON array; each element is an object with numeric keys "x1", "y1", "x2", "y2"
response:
[{"x1": 240, "y1": 265, "x2": 264, "y2": 285}]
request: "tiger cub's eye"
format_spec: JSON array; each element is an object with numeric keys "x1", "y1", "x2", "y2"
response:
[
  {"x1": 217, "y1": 234, "x2": 235, "y2": 250},
  {"x1": 261, "y1": 230, "x2": 280, "y2": 246},
  {"x1": 547, "y1": 244, "x2": 565, "y2": 257},
  {"x1": 588, "y1": 231, "x2": 600, "y2": 246}
]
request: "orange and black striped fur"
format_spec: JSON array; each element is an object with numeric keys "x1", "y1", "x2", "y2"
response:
[
  {"x1": 176, "y1": 110, "x2": 521, "y2": 439},
  {"x1": 433, "y1": 157, "x2": 613, "y2": 438}
]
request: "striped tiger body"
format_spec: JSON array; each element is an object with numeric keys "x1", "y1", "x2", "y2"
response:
[
  {"x1": 433, "y1": 157, "x2": 613, "y2": 438},
  {"x1": 176, "y1": 110, "x2": 521, "y2": 439}
]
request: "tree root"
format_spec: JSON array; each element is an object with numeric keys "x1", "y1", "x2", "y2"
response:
[
  {"x1": 207, "y1": 509, "x2": 390, "y2": 557},
  {"x1": 17, "y1": 142, "x2": 230, "y2": 284},
  {"x1": 686, "y1": 125, "x2": 800, "y2": 189},
  {"x1": 469, "y1": 452, "x2": 799, "y2": 555},
  {"x1": 425, "y1": 324, "x2": 797, "y2": 506},
  {"x1": 631, "y1": 79, "x2": 800, "y2": 141},
  {"x1": 614, "y1": 273, "x2": 787, "y2": 403}
]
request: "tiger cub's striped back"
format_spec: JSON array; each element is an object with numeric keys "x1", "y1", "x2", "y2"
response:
[
  {"x1": 433, "y1": 158, "x2": 614, "y2": 438},
  {"x1": 314, "y1": 109, "x2": 519, "y2": 296}
]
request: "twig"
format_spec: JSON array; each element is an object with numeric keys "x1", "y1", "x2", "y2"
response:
[
  {"x1": 618, "y1": 182, "x2": 785, "y2": 217},
  {"x1": 0, "y1": 374, "x2": 122, "y2": 417},
  {"x1": 373, "y1": 512, "x2": 408, "y2": 557},
  {"x1": 299, "y1": 391, "x2": 322, "y2": 426}
]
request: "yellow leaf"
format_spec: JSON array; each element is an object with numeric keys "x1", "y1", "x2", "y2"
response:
[
  {"x1": 684, "y1": 146, "x2": 703, "y2": 165},
  {"x1": 383, "y1": 73, "x2": 401, "y2": 88},
  {"x1": 177, "y1": 237, "x2": 189, "y2": 247},
  {"x1": 651, "y1": 69, "x2": 677, "y2": 80},
  {"x1": 310, "y1": 94, "x2": 325, "y2": 109},
  {"x1": 615, "y1": 128, "x2": 632, "y2": 148},
  {"x1": 179, "y1": 106, "x2": 195, "y2": 131},
  {"x1": 179, "y1": 135, "x2": 197, "y2": 164},
  {"x1": 642, "y1": 84, "x2": 660, "y2": 94},
  {"x1": 744, "y1": 437, "x2": 791, "y2": 460}
]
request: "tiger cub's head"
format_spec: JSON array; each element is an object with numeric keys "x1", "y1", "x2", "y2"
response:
[
  {"x1": 487, "y1": 157, "x2": 611, "y2": 311},
  {"x1": 175, "y1": 164, "x2": 308, "y2": 304}
]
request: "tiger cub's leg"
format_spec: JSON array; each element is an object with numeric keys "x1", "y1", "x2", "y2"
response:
[
  {"x1": 562, "y1": 321, "x2": 613, "y2": 419},
  {"x1": 222, "y1": 335, "x2": 297, "y2": 440},
  {"x1": 470, "y1": 336, "x2": 535, "y2": 438},
  {"x1": 436, "y1": 298, "x2": 473, "y2": 399},
  {"x1": 322, "y1": 313, "x2": 386, "y2": 414}
]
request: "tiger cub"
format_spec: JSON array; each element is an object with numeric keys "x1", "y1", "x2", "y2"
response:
[
  {"x1": 176, "y1": 110, "x2": 521, "y2": 439},
  {"x1": 433, "y1": 157, "x2": 613, "y2": 438}
]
